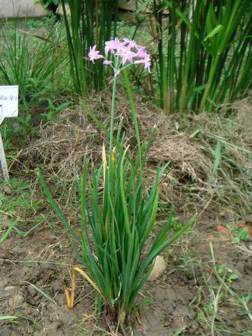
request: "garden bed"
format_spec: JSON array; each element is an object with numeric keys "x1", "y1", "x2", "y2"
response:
[
  {"x1": 1, "y1": 94, "x2": 252, "y2": 335},
  {"x1": 1, "y1": 204, "x2": 252, "y2": 335}
]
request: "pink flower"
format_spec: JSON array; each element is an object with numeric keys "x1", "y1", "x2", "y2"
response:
[
  {"x1": 122, "y1": 38, "x2": 138, "y2": 50},
  {"x1": 105, "y1": 38, "x2": 121, "y2": 55},
  {"x1": 88, "y1": 45, "x2": 103, "y2": 63},
  {"x1": 144, "y1": 60, "x2": 151, "y2": 72},
  {"x1": 88, "y1": 39, "x2": 151, "y2": 72},
  {"x1": 134, "y1": 54, "x2": 151, "y2": 72},
  {"x1": 103, "y1": 59, "x2": 112, "y2": 65},
  {"x1": 136, "y1": 47, "x2": 147, "y2": 58},
  {"x1": 117, "y1": 48, "x2": 136, "y2": 65}
]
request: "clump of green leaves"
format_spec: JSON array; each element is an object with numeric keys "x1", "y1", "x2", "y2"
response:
[
  {"x1": 81, "y1": 145, "x2": 191, "y2": 324},
  {"x1": 232, "y1": 226, "x2": 250, "y2": 244},
  {"x1": 0, "y1": 24, "x2": 66, "y2": 104},
  {"x1": 39, "y1": 145, "x2": 191, "y2": 325},
  {"x1": 153, "y1": 0, "x2": 252, "y2": 113},
  {"x1": 61, "y1": 0, "x2": 119, "y2": 94}
]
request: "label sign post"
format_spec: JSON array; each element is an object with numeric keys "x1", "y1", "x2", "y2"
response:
[{"x1": 0, "y1": 86, "x2": 19, "y2": 181}]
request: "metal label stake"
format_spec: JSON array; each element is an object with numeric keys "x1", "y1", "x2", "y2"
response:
[
  {"x1": 0, "y1": 106, "x2": 9, "y2": 181},
  {"x1": 0, "y1": 86, "x2": 19, "y2": 181},
  {"x1": 0, "y1": 131, "x2": 9, "y2": 181}
]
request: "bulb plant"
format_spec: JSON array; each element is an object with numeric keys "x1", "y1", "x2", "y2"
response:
[{"x1": 39, "y1": 39, "x2": 192, "y2": 327}]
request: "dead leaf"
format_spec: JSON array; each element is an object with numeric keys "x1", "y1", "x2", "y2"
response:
[{"x1": 3, "y1": 185, "x2": 12, "y2": 195}]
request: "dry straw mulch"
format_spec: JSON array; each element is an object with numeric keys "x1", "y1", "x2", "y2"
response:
[{"x1": 20, "y1": 91, "x2": 252, "y2": 215}]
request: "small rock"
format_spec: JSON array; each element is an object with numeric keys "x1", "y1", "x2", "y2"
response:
[
  {"x1": 148, "y1": 256, "x2": 166, "y2": 281},
  {"x1": 3, "y1": 185, "x2": 12, "y2": 195}
]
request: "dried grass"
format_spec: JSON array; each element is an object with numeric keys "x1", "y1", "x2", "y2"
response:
[
  {"x1": 234, "y1": 95, "x2": 252, "y2": 144},
  {"x1": 23, "y1": 106, "x2": 100, "y2": 181},
  {"x1": 19, "y1": 91, "x2": 252, "y2": 215}
]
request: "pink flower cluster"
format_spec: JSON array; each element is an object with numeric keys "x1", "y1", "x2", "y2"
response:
[{"x1": 88, "y1": 38, "x2": 151, "y2": 72}]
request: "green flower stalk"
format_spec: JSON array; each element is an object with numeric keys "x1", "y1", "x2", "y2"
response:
[{"x1": 88, "y1": 38, "x2": 151, "y2": 156}]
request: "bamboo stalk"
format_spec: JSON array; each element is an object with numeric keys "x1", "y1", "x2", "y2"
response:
[{"x1": 153, "y1": 0, "x2": 252, "y2": 113}]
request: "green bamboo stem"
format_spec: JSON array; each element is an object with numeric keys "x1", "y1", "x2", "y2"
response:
[{"x1": 109, "y1": 74, "x2": 118, "y2": 158}]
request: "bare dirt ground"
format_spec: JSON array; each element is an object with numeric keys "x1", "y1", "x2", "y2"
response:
[{"x1": 0, "y1": 214, "x2": 252, "y2": 336}]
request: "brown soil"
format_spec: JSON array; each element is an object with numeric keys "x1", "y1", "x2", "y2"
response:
[
  {"x1": 0, "y1": 229, "x2": 93, "y2": 336},
  {"x1": 1, "y1": 214, "x2": 252, "y2": 336}
]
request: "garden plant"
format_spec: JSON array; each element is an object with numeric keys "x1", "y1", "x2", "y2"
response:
[{"x1": 39, "y1": 38, "x2": 192, "y2": 327}]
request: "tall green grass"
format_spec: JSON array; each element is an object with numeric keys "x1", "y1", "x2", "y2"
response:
[
  {"x1": 61, "y1": 0, "x2": 118, "y2": 94},
  {"x1": 0, "y1": 26, "x2": 65, "y2": 103},
  {"x1": 153, "y1": 0, "x2": 252, "y2": 113}
]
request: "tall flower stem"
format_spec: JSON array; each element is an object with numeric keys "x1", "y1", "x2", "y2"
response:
[{"x1": 109, "y1": 73, "x2": 117, "y2": 158}]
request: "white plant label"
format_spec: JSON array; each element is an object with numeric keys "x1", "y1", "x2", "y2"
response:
[
  {"x1": 0, "y1": 85, "x2": 19, "y2": 124},
  {"x1": 0, "y1": 85, "x2": 19, "y2": 181}
]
